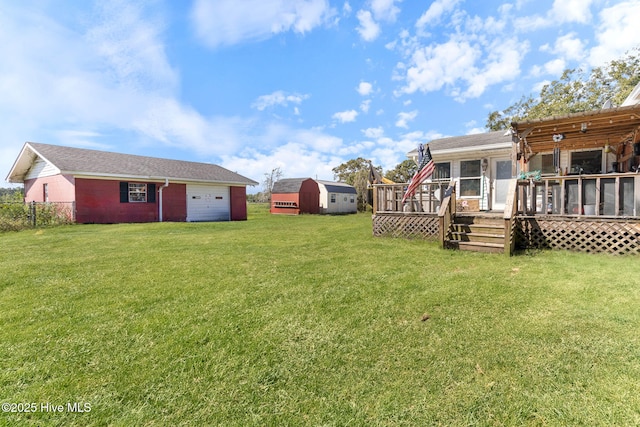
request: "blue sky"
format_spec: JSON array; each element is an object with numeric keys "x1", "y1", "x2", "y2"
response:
[{"x1": 2, "y1": 0, "x2": 639, "y2": 191}]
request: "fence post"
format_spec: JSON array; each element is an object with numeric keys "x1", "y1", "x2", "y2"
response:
[{"x1": 30, "y1": 201, "x2": 37, "y2": 227}]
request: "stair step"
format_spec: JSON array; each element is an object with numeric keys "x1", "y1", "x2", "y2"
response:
[
  {"x1": 446, "y1": 240, "x2": 505, "y2": 253},
  {"x1": 454, "y1": 214, "x2": 504, "y2": 226},
  {"x1": 449, "y1": 232, "x2": 505, "y2": 243},
  {"x1": 446, "y1": 213, "x2": 507, "y2": 253},
  {"x1": 451, "y1": 224, "x2": 504, "y2": 233},
  {"x1": 450, "y1": 231, "x2": 505, "y2": 237}
]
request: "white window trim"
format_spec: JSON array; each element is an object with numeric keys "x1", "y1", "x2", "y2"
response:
[{"x1": 129, "y1": 183, "x2": 147, "y2": 203}]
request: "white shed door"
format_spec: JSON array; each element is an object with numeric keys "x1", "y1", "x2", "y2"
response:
[{"x1": 186, "y1": 185, "x2": 230, "y2": 222}]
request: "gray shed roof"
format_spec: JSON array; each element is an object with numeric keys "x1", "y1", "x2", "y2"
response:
[
  {"x1": 408, "y1": 130, "x2": 511, "y2": 157},
  {"x1": 316, "y1": 180, "x2": 357, "y2": 194},
  {"x1": 7, "y1": 142, "x2": 258, "y2": 185},
  {"x1": 271, "y1": 178, "x2": 316, "y2": 193}
]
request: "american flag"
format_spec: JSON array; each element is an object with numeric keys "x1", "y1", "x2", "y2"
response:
[{"x1": 402, "y1": 144, "x2": 435, "y2": 203}]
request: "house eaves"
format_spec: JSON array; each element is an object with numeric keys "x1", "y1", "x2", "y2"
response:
[
  {"x1": 407, "y1": 130, "x2": 512, "y2": 160},
  {"x1": 430, "y1": 142, "x2": 511, "y2": 156}
]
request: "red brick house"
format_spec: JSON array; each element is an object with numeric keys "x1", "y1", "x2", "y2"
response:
[{"x1": 6, "y1": 142, "x2": 258, "y2": 223}]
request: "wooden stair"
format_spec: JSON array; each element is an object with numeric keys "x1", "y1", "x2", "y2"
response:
[{"x1": 445, "y1": 213, "x2": 505, "y2": 253}]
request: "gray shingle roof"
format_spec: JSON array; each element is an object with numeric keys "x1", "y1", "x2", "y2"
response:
[
  {"x1": 272, "y1": 178, "x2": 315, "y2": 193},
  {"x1": 10, "y1": 142, "x2": 258, "y2": 185},
  {"x1": 408, "y1": 130, "x2": 511, "y2": 157},
  {"x1": 316, "y1": 180, "x2": 357, "y2": 194}
]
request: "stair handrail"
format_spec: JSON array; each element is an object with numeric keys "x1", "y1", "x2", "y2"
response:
[{"x1": 437, "y1": 181, "x2": 456, "y2": 248}]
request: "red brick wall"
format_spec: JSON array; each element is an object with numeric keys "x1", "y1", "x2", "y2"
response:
[
  {"x1": 230, "y1": 186, "x2": 248, "y2": 220},
  {"x1": 75, "y1": 178, "x2": 187, "y2": 223},
  {"x1": 160, "y1": 183, "x2": 187, "y2": 222}
]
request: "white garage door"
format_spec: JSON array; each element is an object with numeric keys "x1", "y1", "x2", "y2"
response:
[{"x1": 186, "y1": 184, "x2": 230, "y2": 222}]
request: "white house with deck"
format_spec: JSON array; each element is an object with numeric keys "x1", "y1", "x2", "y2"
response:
[{"x1": 407, "y1": 131, "x2": 514, "y2": 212}]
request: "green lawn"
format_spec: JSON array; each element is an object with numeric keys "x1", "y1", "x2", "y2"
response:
[{"x1": 1, "y1": 204, "x2": 639, "y2": 426}]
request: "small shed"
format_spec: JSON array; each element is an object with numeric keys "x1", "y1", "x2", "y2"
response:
[
  {"x1": 317, "y1": 180, "x2": 357, "y2": 214},
  {"x1": 270, "y1": 178, "x2": 320, "y2": 215}
]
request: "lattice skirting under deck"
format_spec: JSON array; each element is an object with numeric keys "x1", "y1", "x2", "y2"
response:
[
  {"x1": 516, "y1": 217, "x2": 640, "y2": 255},
  {"x1": 372, "y1": 213, "x2": 439, "y2": 239}
]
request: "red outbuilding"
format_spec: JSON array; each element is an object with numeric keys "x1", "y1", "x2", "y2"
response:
[
  {"x1": 6, "y1": 142, "x2": 258, "y2": 223},
  {"x1": 270, "y1": 178, "x2": 320, "y2": 215}
]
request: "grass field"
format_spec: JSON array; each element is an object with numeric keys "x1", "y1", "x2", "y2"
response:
[{"x1": 1, "y1": 204, "x2": 640, "y2": 426}]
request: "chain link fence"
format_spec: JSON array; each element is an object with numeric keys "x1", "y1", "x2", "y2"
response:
[{"x1": 0, "y1": 201, "x2": 75, "y2": 232}]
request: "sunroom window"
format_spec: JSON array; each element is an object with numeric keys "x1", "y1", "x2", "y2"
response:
[
  {"x1": 528, "y1": 153, "x2": 555, "y2": 175},
  {"x1": 570, "y1": 150, "x2": 602, "y2": 174}
]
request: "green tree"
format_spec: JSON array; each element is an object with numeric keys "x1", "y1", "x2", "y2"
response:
[
  {"x1": 486, "y1": 48, "x2": 640, "y2": 130},
  {"x1": 332, "y1": 157, "x2": 373, "y2": 212},
  {"x1": 0, "y1": 188, "x2": 23, "y2": 202},
  {"x1": 385, "y1": 159, "x2": 417, "y2": 183}
]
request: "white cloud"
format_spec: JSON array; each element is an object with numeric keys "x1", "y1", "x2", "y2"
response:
[
  {"x1": 132, "y1": 97, "x2": 252, "y2": 156},
  {"x1": 396, "y1": 110, "x2": 417, "y2": 128},
  {"x1": 465, "y1": 127, "x2": 485, "y2": 135},
  {"x1": 190, "y1": 0, "x2": 336, "y2": 48},
  {"x1": 0, "y1": 1, "x2": 178, "y2": 134},
  {"x1": 0, "y1": 1, "x2": 251, "y2": 165},
  {"x1": 397, "y1": 38, "x2": 481, "y2": 96},
  {"x1": 343, "y1": 2, "x2": 352, "y2": 15},
  {"x1": 542, "y1": 58, "x2": 566, "y2": 76},
  {"x1": 397, "y1": 2, "x2": 528, "y2": 101},
  {"x1": 356, "y1": 9, "x2": 380, "y2": 41},
  {"x1": 357, "y1": 81, "x2": 373, "y2": 96},
  {"x1": 550, "y1": 0, "x2": 594, "y2": 24},
  {"x1": 514, "y1": 0, "x2": 595, "y2": 31},
  {"x1": 370, "y1": 0, "x2": 401, "y2": 22},
  {"x1": 252, "y1": 91, "x2": 310, "y2": 111},
  {"x1": 460, "y1": 37, "x2": 525, "y2": 100},
  {"x1": 362, "y1": 126, "x2": 384, "y2": 138},
  {"x1": 588, "y1": 1, "x2": 640, "y2": 66},
  {"x1": 416, "y1": 0, "x2": 462, "y2": 28},
  {"x1": 87, "y1": 1, "x2": 177, "y2": 93},
  {"x1": 360, "y1": 99, "x2": 371, "y2": 113},
  {"x1": 332, "y1": 109, "x2": 359, "y2": 123},
  {"x1": 221, "y1": 141, "x2": 344, "y2": 186},
  {"x1": 544, "y1": 33, "x2": 586, "y2": 62},
  {"x1": 532, "y1": 79, "x2": 551, "y2": 94}
]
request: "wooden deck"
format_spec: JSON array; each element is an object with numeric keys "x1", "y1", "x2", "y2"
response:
[{"x1": 372, "y1": 179, "x2": 640, "y2": 255}]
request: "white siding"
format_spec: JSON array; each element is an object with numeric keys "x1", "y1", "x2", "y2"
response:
[
  {"x1": 319, "y1": 185, "x2": 329, "y2": 213},
  {"x1": 186, "y1": 184, "x2": 230, "y2": 222},
  {"x1": 25, "y1": 158, "x2": 60, "y2": 180},
  {"x1": 318, "y1": 184, "x2": 357, "y2": 214}
]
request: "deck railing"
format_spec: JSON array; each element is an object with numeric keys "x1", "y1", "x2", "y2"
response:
[
  {"x1": 515, "y1": 173, "x2": 640, "y2": 217},
  {"x1": 373, "y1": 181, "x2": 451, "y2": 214},
  {"x1": 437, "y1": 184, "x2": 456, "y2": 248}
]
